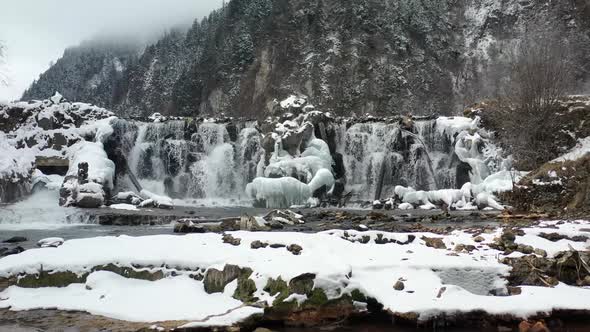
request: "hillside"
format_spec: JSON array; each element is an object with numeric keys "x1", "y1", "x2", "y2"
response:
[{"x1": 22, "y1": 0, "x2": 590, "y2": 118}]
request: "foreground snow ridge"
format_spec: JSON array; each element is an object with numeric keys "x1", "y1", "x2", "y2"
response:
[{"x1": 1, "y1": 221, "x2": 589, "y2": 327}]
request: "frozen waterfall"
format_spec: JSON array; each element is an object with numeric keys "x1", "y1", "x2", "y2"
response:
[{"x1": 112, "y1": 115, "x2": 502, "y2": 206}]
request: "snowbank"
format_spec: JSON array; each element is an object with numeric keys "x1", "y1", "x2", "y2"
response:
[
  {"x1": 1, "y1": 220, "x2": 589, "y2": 324},
  {"x1": 1, "y1": 271, "x2": 261, "y2": 324}
]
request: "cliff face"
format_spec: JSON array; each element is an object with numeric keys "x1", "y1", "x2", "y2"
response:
[{"x1": 22, "y1": 0, "x2": 590, "y2": 118}]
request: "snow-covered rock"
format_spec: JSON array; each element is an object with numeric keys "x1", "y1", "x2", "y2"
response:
[{"x1": 37, "y1": 237, "x2": 65, "y2": 248}]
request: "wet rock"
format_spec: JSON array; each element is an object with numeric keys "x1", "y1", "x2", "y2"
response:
[
  {"x1": 264, "y1": 210, "x2": 304, "y2": 226},
  {"x1": 0, "y1": 174, "x2": 31, "y2": 204},
  {"x1": 113, "y1": 191, "x2": 143, "y2": 205},
  {"x1": 174, "y1": 221, "x2": 206, "y2": 234},
  {"x1": 0, "y1": 246, "x2": 24, "y2": 257},
  {"x1": 534, "y1": 248, "x2": 548, "y2": 257},
  {"x1": 222, "y1": 234, "x2": 241, "y2": 246},
  {"x1": 270, "y1": 243, "x2": 286, "y2": 249},
  {"x1": 267, "y1": 220, "x2": 285, "y2": 230},
  {"x1": 3, "y1": 236, "x2": 27, "y2": 244},
  {"x1": 204, "y1": 265, "x2": 250, "y2": 294},
  {"x1": 251, "y1": 240, "x2": 269, "y2": 249},
  {"x1": 539, "y1": 232, "x2": 589, "y2": 243},
  {"x1": 288, "y1": 273, "x2": 316, "y2": 295},
  {"x1": 264, "y1": 277, "x2": 290, "y2": 305},
  {"x1": 375, "y1": 233, "x2": 393, "y2": 244},
  {"x1": 453, "y1": 244, "x2": 475, "y2": 252},
  {"x1": 517, "y1": 244, "x2": 535, "y2": 255},
  {"x1": 579, "y1": 276, "x2": 590, "y2": 286},
  {"x1": 490, "y1": 229, "x2": 519, "y2": 252},
  {"x1": 233, "y1": 269, "x2": 257, "y2": 303},
  {"x1": 16, "y1": 270, "x2": 86, "y2": 288},
  {"x1": 287, "y1": 244, "x2": 303, "y2": 255},
  {"x1": 239, "y1": 215, "x2": 265, "y2": 231},
  {"x1": 372, "y1": 200, "x2": 384, "y2": 210},
  {"x1": 488, "y1": 288, "x2": 509, "y2": 296},
  {"x1": 421, "y1": 236, "x2": 447, "y2": 249},
  {"x1": 393, "y1": 280, "x2": 405, "y2": 291},
  {"x1": 76, "y1": 194, "x2": 104, "y2": 209},
  {"x1": 473, "y1": 235, "x2": 485, "y2": 243},
  {"x1": 508, "y1": 286, "x2": 522, "y2": 295}
]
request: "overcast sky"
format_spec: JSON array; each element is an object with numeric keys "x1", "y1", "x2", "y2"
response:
[{"x1": 0, "y1": 0, "x2": 223, "y2": 102}]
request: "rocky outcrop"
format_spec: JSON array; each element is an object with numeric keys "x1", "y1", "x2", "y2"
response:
[
  {"x1": 503, "y1": 154, "x2": 590, "y2": 215},
  {"x1": 1, "y1": 95, "x2": 115, "y2": 205},
  {"x1": 203, "y1": 265, "x2": 252, "y2": 294}
]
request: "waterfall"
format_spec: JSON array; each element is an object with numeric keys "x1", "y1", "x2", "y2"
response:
[
  {"x1": 116, "y1": 116, "x2": 481, "y2": 205},
  {"x1": 123, "y1": 120, "x2": 264, "y2": 204},
  {"x1": 335, "y1": 120, "x2": 461, "y2": 201}
]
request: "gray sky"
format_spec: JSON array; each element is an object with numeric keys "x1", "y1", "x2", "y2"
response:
[{"x1": 0, "y1": 0, "x2": 223, "y2": 102}]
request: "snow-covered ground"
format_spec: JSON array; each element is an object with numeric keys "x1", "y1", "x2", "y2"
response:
[
  {"x1": 552, "y1": 136, "x2": 590, "y2": 163},
  {"x1": 1, "y1": 220, "x2": 589, "y2": 327}
]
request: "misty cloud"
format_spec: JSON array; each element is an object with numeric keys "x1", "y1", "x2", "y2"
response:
[{"x1": 0, "y1": 0, "x2": 223, "y2": 101}]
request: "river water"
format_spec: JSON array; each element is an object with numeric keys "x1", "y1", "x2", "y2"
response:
[{"x1": 0, "y1": 190, "x2": 176, "y2": 250}]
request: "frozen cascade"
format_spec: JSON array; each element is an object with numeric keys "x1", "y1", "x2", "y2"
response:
[
  {"x1": 124, "y1": 120, "x2": 264, "y2": 203},
  {"x1": 334, "y1": 120, "x2": 465, "y2": 201},
  {"x1": 116, "y1": 115, "x2": 503, "y2": 206}
]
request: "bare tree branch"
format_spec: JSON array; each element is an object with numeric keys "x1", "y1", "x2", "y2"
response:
[{"x1": 488, "y1": 25, "x2": 577, "y2": 169}]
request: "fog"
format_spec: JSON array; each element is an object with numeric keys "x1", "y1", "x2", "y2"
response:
[{"x1": 0, "y1": 0, "x2": 224, "y2": 102}]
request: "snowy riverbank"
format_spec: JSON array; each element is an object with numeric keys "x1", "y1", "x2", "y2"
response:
[{"x1": 1, "y1": 220, "x2": 589, "y2": 329}]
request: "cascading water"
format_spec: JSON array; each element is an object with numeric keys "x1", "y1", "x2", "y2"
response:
[
  {"x1": 116, "y1": 116, "x2": 477, "y2": 205},
  {"x1": 124, "y1": 120, "x2": 264, "y2": 204},
  {"x1": 334, "y1": 120, "x2": 470, "y2": 201}
]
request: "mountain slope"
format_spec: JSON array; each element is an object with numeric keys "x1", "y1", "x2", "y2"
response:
[{"x1": 22, "y1": 0, "x2": 590, "y2": 117}]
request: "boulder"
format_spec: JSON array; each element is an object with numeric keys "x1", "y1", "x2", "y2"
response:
[
  {"x1": 393, "y1": 280, "x2": 405, "y2": 291},
  {"x1": 222, "y1": 234, "x2": 241, "y2": 246},
  {"x1": 287, "y1": 244, "x2": 303, "y2": 255},
  {"x1": 421, "y1": 236, "x2": 447, "y2": 249},
  {"x1": 251, "y1": 240, "x2": 269, "y2": 249},
  {"x1": 37, "y1": 237, "x2": 64, "y2": 248},
  {"x1": 3, "y1": 236, "x2": 27, "y2": 244},
  {"x1": 0, "y1": 246, "x2": 24, "y2": 257},
  {"x1": 76, "y1": 193, "x2": 104, "y2": 208},
  {"x1": 264, "y1": 210, "x2": 304, "y2": 226},
  {"x1": 203, "y1": 265, "x2": 251, "y2": 294}
]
